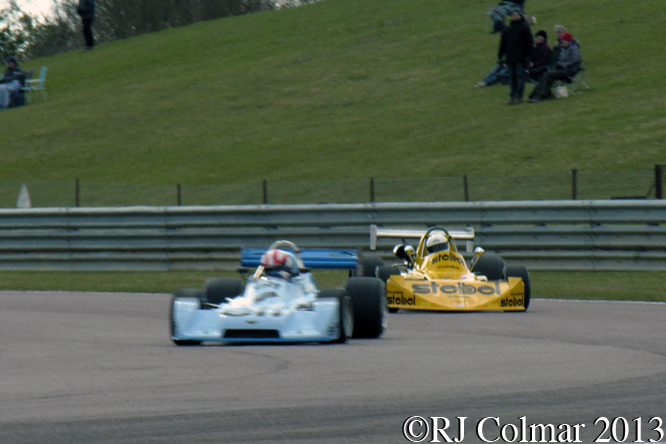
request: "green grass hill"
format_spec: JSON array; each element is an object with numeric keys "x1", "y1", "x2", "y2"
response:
[{"x1": 3, "y1": 0, "x2": 665, "y2": 187}]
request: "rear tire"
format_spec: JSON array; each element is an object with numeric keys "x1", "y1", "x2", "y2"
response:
[
  {"x1": 357, "y1": 254, "x2": 385, "y2": 277},
  {"x1": 170, "y1": 288, "x2": 203, "y2": 346},
  {"x1": 318, "y1": 288, "x2": 353, "y2": 343},
  {"x1": 506, "y1": 265, "x2": 531, "y2": 310},
  {"x1": 474, "y1": 253, "x2": 506, "y2": 281},
  {"x1": 202, "y1": 277, "x2": 245, "y2": 308},
  {"x1": 345, "y1": 277, "x2": 387, "y2": 338}
]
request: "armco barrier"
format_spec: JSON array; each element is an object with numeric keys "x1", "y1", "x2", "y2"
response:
[{"x1": 0, "y1": 200, "x2": 664, "y2": 271}]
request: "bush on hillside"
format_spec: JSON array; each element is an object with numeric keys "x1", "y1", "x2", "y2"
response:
[{"x1": 3, "y1": 0, "x2": 320, "y2": 60}]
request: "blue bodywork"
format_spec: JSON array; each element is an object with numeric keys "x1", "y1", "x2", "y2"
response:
[{"x1": 241, "y1": 248, "x2": 358, "y2": 270}]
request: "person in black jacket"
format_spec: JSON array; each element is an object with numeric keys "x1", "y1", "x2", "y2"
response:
[
  {"x1": 489, "y1": 1, "x2": 536, "y2": 34},
  {"x1": 0, "y1": 57, "x2": 23, "y2": 109},
  {"x1": 529, "y1": 32, "x2": 582, "y2": 103},
  {"x1": 498, "y1": 11, "x2": 534, "y2": 105},
  {"x1": 77, "y1": 0, "x2": 96, "y2": 49},
  {"x1": 526, "y1": 30, "x2": 554, "y2": 83}
]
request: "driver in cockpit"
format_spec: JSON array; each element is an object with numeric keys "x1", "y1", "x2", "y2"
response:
[
  {"x1": 260, "y1": 249, "x2": 300, "y2": 280},
  {"x1": 425, "y1": 233, "x2": 450, "y2": 255}
]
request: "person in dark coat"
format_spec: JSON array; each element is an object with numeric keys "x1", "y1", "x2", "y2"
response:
[
  {"x1": 527, "y1": 30, "x2": 554, "y2": 82},
  {"x1": 529, "y1": 32, "x2": 582, "y2": 102},
  {"x1": 0, "y1": 57, "x2": 23, "y2": 109},
  {"x1": 498, "y1": 11, "x2": 534, "y2": 105},
  {"x1": 551, "y1": 25, "x2": 567, "y2": 62},
  {"x1": 77, "y1": 0, "x2": 96, "y2": 49},
  {"x1": 1, "y1": 57, "x2": 21, "y2": 83},
  {"x1": 489, "y1": 0, "x2": 536, "y2": 34}
]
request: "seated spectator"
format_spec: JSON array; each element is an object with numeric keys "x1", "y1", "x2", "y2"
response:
[
  {"x1": 475, "y1": 63, "x2": 509, "y2": 88},
  {"x1": 529, "y1": 32, "x2": 582, "y2": 103},
  {"x1": 526, "y1": 30, "x2": 554, "y2": 82},
  {"x1": 551, "y1": 25, "x2": 567, "y2": 61},
  {"x1": 0, "y1": 56, "x2": 23, "y2": 109}
]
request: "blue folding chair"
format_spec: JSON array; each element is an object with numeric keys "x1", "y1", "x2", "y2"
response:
[{"x1": 22, "y1": 66, "x2": 48, "y2": 103}]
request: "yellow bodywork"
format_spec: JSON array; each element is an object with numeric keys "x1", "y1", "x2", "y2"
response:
[{"x1": 385, "y1": 231, "x2": 527, "y2": 312}]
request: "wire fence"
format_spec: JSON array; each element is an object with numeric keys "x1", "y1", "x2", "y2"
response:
[{"x1": 3, "y1": 168, "x2": 663, "y2": 208}]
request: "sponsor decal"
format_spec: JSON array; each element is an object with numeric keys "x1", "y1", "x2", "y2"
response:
[
  {"x1": 431, "y1": 253, "x2": 466, "y2": 268},
  {"x1": 412, "y1": 282, "x2": 501, "y2": 296},
  {"x1": 501, "y1": 296, "x2": 524, "y2": 307},
  {"x1": 388, "y1": 292, "x2": 415, "y2": 306}
]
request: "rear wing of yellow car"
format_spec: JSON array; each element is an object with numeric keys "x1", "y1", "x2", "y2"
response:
[{"x1": 369, "y1": 224, "x2": 476, "y2": 253}]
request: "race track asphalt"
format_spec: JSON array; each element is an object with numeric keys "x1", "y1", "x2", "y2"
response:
[{"x1": 0, "y1": 291, "x2": 664, "y2": 443}]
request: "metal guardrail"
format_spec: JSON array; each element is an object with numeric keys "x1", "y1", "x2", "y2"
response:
[{"x1": 0, "y1": 200, "x2": 664, "y2": 271}]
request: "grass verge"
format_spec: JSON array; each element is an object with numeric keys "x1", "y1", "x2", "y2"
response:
[{"x1": 3, "y1": 0, "x2": 665, "y2": 192}]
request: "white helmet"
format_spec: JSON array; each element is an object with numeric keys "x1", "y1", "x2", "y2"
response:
[{"x1": 426, "y1": 233, "x2": 449, "y2": 254}]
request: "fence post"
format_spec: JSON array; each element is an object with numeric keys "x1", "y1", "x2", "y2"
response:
[
  {"x1": 572, "y1": 168, "x2": 578, "y2": 200},
  {"x1": 657, "y1": 165, "x2": 665, "y2": 200},
  {"x1": 263, "y1": 179, "x2": 268, "y2": 204},
  {"x1": 75, "y1": 178, "x2": 80, "y2": 207},
  {"x1": 177, "y1": 183, "x2": 181, "y2": 206},
  {"x1": 370, "y1": 177, "x2": 375, "y2": 203},
  {"x1": 463, "y1": 175, "x2": 469, "y2": 202}
]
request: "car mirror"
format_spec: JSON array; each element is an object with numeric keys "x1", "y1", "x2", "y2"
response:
[
  {"x1": 393, "y1": 244, "x2": 407, "y2": 259},
  {"x1": 469, "y1": 247, "x2": 485, "y2": 272}
]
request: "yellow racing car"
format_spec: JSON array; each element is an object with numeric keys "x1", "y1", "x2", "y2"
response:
[{"x1": 365, "y1": 225, "x2": 530, "y2": 313}]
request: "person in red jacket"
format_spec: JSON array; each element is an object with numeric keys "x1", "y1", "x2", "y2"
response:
[{"x1": 529, "y1": 32, "x2": 583, "y2": 103}]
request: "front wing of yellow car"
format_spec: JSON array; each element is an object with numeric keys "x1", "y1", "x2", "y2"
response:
[{"x1": 386, "y1": 275, "x2": 526, "y2": 311}]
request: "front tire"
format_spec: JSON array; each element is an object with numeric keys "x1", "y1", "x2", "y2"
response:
[
  {"x1": 376, "y1": 266, "x2": 401, "y2": 283},
  {"x1": 345, "y1": 277, "x2": 387, "y2": 338},
  {"x1": 318, "y1": 288, "x2": 353, "y2": 343},
  {"x1": 170, "y1": 288, "x2": 203, "y2": 346},
  {"x1": 202, "y1": 277, "x2": 245, "y2": 307},
  {"x1": 357, "y1": 254, "x2": 385, "y2": 277},
  {"x1": 506, "y1": 265, "x2": 531, "y2": 310},
  {"x1": 474, "y1": 253, "x2": 506, "y2": 281}
]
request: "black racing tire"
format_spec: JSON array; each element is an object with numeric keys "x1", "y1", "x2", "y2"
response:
[
  {"x1": 202, "y1": 277, "x2": 245, "y2": 308},
  {"x1": 505, "y1": 265, "x2": 531, "y2": 310},
  {"x1": 376, "y1": 266, "x2": 401, "y2": 283},
  {"x1": 318, "y1": 288, "x2": 354, "y2": 343},
  {"x1": 357, "y1": 254, "x2": 385, "y2": 277},
  {"x1": 345, "y1": 277, "x2": 387, "y2": 339},
  {"x1": 170, "y1": 288, "x2": 203, "y2": 346},
  {"x1": 474, "y1": 253, "x2": 506, "y2": 281}
]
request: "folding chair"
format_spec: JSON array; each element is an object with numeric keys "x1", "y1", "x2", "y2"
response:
[
  {"x1": 555, "y1": 63, "x2": 590, "y2": 95},
  {"x1": 22, "y1": 66, "x2": 48, "y2": 103}
]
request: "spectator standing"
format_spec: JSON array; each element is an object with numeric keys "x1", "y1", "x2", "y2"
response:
[
  {"x1": 0, "y1": 56, "x2": 22, "y2": 109},
  {"x1": 77, "y1": 0, "x2": 96, "y2": 50},
  {"x1": 529, "y1": 32, "x2": 582, "y2": 102},
  {"x1": 498, "y1": 11, "x2": 534, "y2": 105},
  {"x1": 490, "y1": 1, "x2": 536, "y2": 34}
]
